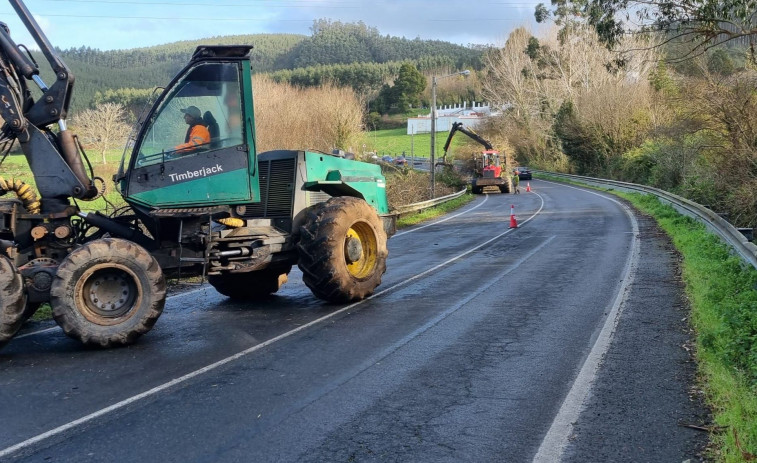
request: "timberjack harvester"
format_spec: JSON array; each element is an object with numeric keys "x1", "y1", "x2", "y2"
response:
[
  {"x1": 442, "y1": 122, "x2": 510, "y2": 194},
  {"x1": 0, "y1": 0, "x2": 395, "y2": 349}
]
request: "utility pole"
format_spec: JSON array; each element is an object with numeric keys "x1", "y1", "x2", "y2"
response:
[
  {"x1": 430, "y1": 76, "x2": 437, "y2": 199},
  {"x1": 430, "y1": 69, "x2": 470, "y2": 198},
  {"x1": 410, "y1": 124, "x2": 414, "y2": 164}
]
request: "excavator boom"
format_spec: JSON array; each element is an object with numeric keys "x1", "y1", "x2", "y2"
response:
[{"x1": 442, "y1": 121, "x2": 494, "y2": 162}]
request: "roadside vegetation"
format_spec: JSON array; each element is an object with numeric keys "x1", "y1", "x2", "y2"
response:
[
  {"x1": 397, "y1": 193, "x2": 475, "y2": 228},
  {"x1": 481, "y1": 4, "x2": 756, "y2": 229},
  {"x1": 540, "y1": 172, "x2": 757, "y2": 461},
  {"x1": 622, "y1": 193, "x2": 757, "y2": 462}
]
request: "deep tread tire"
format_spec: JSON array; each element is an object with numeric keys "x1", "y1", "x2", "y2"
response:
[
  {"x1": 0, "y1": 256, "x2": 28, "y2": 349},
  {"x1": 472, "y1": 185, "x2": 483, "y2": 194},
  {"x1": 499, "y1": 184, "x2": 510, "y2": 194},
  {"x1": 208, "y1": 266, "x2": 291, "y2": 300},
  {"x1": 298, "y1": 196, "x2": 388, "y2": 303},
  {"x1": 50, "y1": 238, "x2": 166, "y2": 348}
]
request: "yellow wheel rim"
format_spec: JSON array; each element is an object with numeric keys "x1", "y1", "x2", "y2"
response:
[{"x1": 344, "y1": 222, "x2": 378, "y2": 279}]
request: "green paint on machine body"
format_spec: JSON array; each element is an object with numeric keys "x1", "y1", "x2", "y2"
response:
[
  {"x1": 127, "y1": 169, "x2": 251, "y2": 208},
  {"x1": 302, "y1": 152, "x2": 389, "y2": 214}
]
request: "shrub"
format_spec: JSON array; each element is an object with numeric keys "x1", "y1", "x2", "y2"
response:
[{"x1": 253, "y1": 76, "x2": 365, "y2": 153}]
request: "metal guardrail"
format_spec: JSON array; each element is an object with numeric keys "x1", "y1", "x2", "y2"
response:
[
  {"x1": 536, "y1": 170, "x2": 757, "y2": 269},
  {"x1": 392, "y1": 187, "x2": 468, "y2": 217}
]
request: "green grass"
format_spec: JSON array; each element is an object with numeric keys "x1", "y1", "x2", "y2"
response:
[
  {"x1": 539, "y1": 174, "x2": 757, "y2": 461},
  {"x1": 397, "y1": 193, "x2": 475, "y2": 228},
  {"x1": 1, "y1": 149, "x2": 127, "y2": 212},
  {"x1": 622, "y1": 193, "x2": 757, "y2": 462},
  {"x1": 369, "y1": 127, "x2": 467, "y2": 159},
  {"x1": 30, "y1": 303, "x2": 52, "y2": 322}
]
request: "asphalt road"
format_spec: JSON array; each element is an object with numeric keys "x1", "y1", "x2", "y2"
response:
[{"x1": 0, "y1": 180, "x2": 707, "y2": 462}]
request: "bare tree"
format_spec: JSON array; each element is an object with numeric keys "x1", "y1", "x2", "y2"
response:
[
  {"x1": 536, "y1": 0, "x2": 757, "y2": 64},
  {"x1": 71, "y1": 103, "x2": 131, "y2": 164},
  {"x1": 482, "y1": 24, "x2": 660, "y2": 171}
]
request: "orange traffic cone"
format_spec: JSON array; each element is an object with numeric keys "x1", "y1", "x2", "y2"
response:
[
  {"x1": 509, "y1": 204, "x2": 518, "y2": 229},
  {"x1": 526, "y1": 182, "x2": 531, "y2": 192}
]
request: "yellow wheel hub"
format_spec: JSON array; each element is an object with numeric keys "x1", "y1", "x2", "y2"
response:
[{"x1": 344, "y1": 222, "x2": 378, "y2": 279}]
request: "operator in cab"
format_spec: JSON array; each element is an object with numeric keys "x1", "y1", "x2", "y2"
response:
[{"x1": 174, "y1": 105, "x2": 210, "y2": 153}]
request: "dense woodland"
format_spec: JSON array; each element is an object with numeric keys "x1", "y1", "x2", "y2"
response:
[{"x1": 28, "y1": 20, "x2": 484, "y2": 115}]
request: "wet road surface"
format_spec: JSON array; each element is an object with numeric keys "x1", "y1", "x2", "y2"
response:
[{"x1": 0, "y1": 180, "x2": 706, "y2": 462}]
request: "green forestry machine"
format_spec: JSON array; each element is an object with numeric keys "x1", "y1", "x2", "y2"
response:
[{"x1": 0, "y1": 1, "x2": 394, "y2": 350}]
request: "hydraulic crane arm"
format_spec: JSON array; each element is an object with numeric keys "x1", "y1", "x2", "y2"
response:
[
  {"x1": 442, "y1": 122, "x2": 494, "y2": 162},
  {"x1": 0, "y1": 0, "x2": 74, "y2": 133}
]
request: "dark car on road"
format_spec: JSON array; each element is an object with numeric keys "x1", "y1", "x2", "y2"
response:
[
  {"x1": 516, "y1": 167, "x2": 532, "y2": 180},
  {"x1": 395, "y1": 155, "x2": 407, "y2": 166}
]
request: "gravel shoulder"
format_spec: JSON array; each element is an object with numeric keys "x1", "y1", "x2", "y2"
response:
[{"x1": 564, "y1": 211, "x2": 710, "y2": 462}]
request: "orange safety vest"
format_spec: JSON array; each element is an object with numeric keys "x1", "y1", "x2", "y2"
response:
[{"x1": 175, "y1": 124, "x2": 211, "y2": 153}]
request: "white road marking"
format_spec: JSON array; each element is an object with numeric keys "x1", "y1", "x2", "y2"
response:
[
  {"x1": 532, "y1": 180, "x2": 640, "y2": 463},
  {"x1": 393, "y1": 193, "x2": 489, "y2": 237},
  {"x1": 13, "y1": 286, "x2": 210, "y2": 340},
  {"x1": 0, "y1": 192, "x2": 546, "y2": 460},
  {"x1": 14, "y1": 326, "x2": 58, "y2": 340}
]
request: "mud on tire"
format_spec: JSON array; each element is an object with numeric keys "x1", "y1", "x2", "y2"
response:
[
  {"x1": 208, "y1": 266, "x2": 292, "y2": 300},
  {"x1": 298, "y1": 196, "x2": 388, "y2": 303},
  {"x1": 50, "y1": 238, "x2": 166, "y2": 348},
  {"x1": 0, "y1": 256, "x2": 28, "y2": 349}
]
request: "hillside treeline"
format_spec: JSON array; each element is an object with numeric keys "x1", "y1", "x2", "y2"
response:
[
  {"x1": 31, "y1": 20, "x2": 483, "y2": 114},
  {"x1": 268, "y1": 55, "x2": 463, "y2": 96},
  {"x1": 276, "y1": 20, "x2": 482, "y2": 70}
]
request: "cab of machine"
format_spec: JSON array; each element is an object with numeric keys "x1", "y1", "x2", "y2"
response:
[{"x1": 117, "y1": 46, "x2": 260, "y2": 208}]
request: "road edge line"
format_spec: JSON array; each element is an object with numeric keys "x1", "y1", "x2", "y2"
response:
[
  {"x1": 532, "y1": 180, "x2": 641, "y2": 462},
  {"x1": 0, "y1": 193, "x2": 546, "y2": 460}
]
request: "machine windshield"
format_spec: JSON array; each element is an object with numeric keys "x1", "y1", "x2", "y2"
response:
[{"x1": 134, "y1": 62, "x2": 244, "y2": 167}]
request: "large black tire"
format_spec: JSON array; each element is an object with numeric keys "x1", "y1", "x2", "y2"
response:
[
  {"x1": 50, "y1": 238, "x2": 166, "y2": 348},
  {"x1": 0, "y1": 256, "x2": 28, "y2": 349},
  {"x1": 472, "y1": 185, "x2": 483, "y2": 194},
  {"x1": 208, "y1": 266, "x2": 292, "y2": 300},
  {"x1": 298, "y1": 196, "x2": 388, "y2": 303}
]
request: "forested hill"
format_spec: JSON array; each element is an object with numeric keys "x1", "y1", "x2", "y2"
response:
[
  {"x1": 58, "y1": 33, "x2": 306, "y2": 75},
  {"x1": 35, "y1": 20, "x2": 483, "y2": 113},
  {"x1": 275, "y1": 20, "x2": 481, "y2": 69}
]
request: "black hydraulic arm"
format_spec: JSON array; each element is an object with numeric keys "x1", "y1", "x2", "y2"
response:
[
  {"x1": 7, "y1": 0, "x2": 74, "y2": 125},
  {"x1": 442, "y1": 122, "x2": 494, "y2": 158}
]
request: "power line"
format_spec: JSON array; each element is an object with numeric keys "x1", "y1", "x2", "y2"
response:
[
  {"x1": 1, "y1": 12, "x2": 313, "y2": 21},
  {"x1": 38, "y1": 0, "x2": 361, "y2": 7},
  {"x1": 0, "y1": 11, "x2": 528, "y2": 22},
  {"x1": 35, "y1": 0, "x2": 541, "y2": 7}
]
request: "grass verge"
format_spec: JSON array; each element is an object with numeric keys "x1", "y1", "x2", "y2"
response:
[
  {"x1": 369, "y1": 127, "x2": 466, "y2": 159},
  {"x1": 396, "y1": 193, "x2": 475, "y2": 229},
  {"x1": 540, "y1": 174, "x2": 757, "y2": 461}
]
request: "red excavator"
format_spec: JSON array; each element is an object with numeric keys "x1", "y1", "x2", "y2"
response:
[{"x1": 442, "y1": 122, "x2": 509, "y2": 194}]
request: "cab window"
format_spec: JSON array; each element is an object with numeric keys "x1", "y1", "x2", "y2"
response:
[{"x1": 135, "y1": 62, "x2": 244, "y2": 167}]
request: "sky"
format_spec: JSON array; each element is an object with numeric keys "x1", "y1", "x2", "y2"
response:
[{"x1": 0, "y1": 0, "x2": 545, "y2": 51}]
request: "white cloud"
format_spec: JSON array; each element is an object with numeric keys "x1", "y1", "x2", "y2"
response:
[{"x1": 32, "y1": 13, "x2": 53, "y2": 35}]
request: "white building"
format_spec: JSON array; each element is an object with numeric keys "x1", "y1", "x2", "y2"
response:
[{"x1": 407, "y1": 101, "x2": 492, "y2": 135}]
